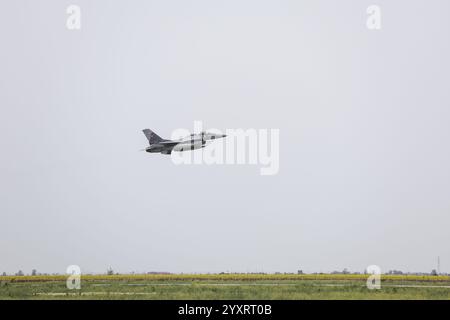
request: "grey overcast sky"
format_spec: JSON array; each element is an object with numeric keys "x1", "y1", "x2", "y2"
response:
[{"x1": 1, "y1": 0, "x2": 450, "y2": 275}]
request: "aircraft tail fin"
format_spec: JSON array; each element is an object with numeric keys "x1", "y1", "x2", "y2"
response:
[{"x1": 142, "y1": 129, "x2": 164, "y2": 145}]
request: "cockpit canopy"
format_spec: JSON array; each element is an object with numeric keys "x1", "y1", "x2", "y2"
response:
[{"x1": 184, "y1": 131, "x2": 227, "y2": 141}]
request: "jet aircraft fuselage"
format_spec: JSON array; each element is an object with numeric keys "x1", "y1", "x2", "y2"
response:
[{"x1": 142, "y1": 129, "x2": 226, "y2": 155}]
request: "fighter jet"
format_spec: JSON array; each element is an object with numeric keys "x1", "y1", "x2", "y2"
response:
[{"x1": 142, "y1": 129, "x2": 226, "y2": 155}]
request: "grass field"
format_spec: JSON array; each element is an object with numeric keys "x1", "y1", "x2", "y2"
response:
[{"x1": 1, "y1": 274, "x2": 450, "y2": 300}]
